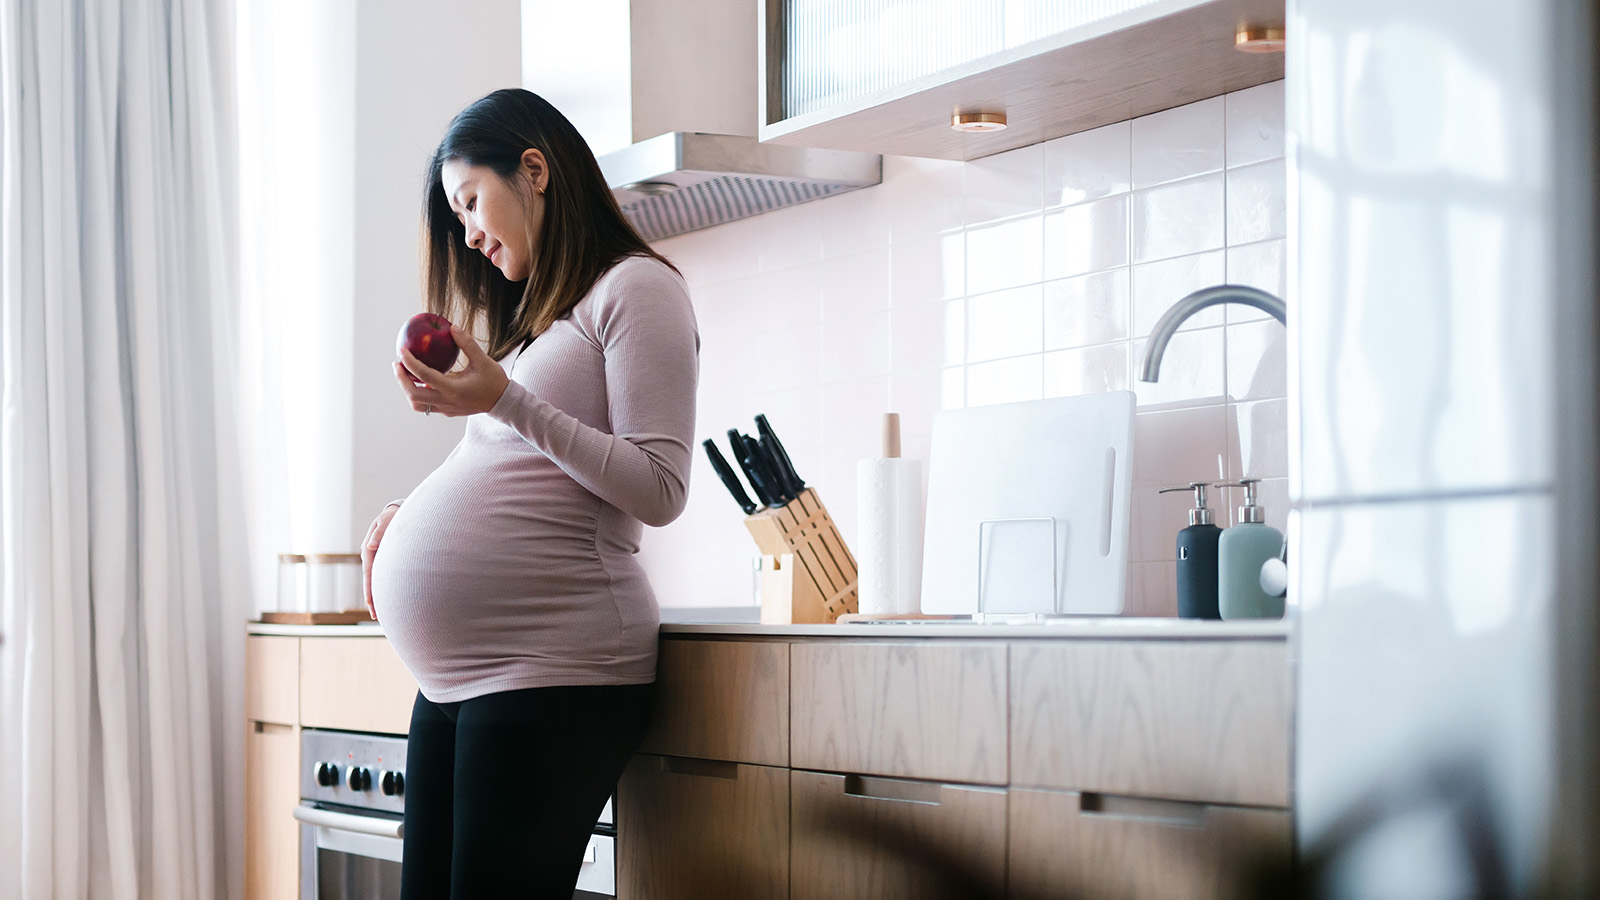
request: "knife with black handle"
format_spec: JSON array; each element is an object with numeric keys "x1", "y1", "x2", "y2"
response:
[
  {"x1": 732, "y1": 430, "x2": 787, "y2": 507},
  {"x1": 727, "y1": 430, "x2": 778, "y2": 507},
  {"x1": 703, "y1": 439, "x2": 758, "y2": 514},
  {"x1": 757, "y1": 434, "x2": 800, "y2": 501},
  {"x1": 754, "y1": 414, "x2": 806, "y2": 496}
]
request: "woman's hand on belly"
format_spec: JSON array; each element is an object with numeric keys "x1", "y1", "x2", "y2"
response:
[
  {"x1": 361, "y1": 502, "x2": 402, "y2": 620},
  {"x1": 396, "y1": 324, "x2": 510, "y2": 417}
]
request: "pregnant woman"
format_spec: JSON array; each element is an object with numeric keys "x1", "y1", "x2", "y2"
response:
[{"x1": 362, "y1": 88, "x2": 698, "y2": 899}]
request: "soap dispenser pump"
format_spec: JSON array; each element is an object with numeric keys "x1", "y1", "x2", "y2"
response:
[
  {"x1": 1215, "y1": 478, "x2": 1286, "y2": 619},
  {"x1": 1157, "y1": 482, "x2": 1223, "y2": 619}
]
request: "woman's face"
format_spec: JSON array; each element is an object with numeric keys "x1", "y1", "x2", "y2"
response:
[{"x1": 441, "y1": 151, "x2": 547, "y2": 282}]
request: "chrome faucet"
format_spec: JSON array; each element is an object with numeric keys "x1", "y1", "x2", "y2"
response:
[{"x1": 1138, "y1": 284, "x2": 1287, "y2": 382}]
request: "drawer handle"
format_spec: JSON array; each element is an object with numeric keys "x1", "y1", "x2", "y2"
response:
[
  {"x1": 1079, "y1": 792, "x2": 1206, "y2": 827},
  {"x1": 661, "y1": 757, "x2": 740, "y2": 780},
  {"x1": 844, "y1": 775, "x2": 942, "y2": 806}
]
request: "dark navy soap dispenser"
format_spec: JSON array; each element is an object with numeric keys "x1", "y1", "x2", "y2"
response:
[{"x1": 1158, "y1": 482, "x2": 1223, "y2": 619}]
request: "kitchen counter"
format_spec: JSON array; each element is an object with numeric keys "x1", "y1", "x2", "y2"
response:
[
  {"x1": 248, "y1": 614, "x2": 1290, "y2": 640},
  {"x1": 660, "y1": 618, "x2": 1290, "y2": 640}
]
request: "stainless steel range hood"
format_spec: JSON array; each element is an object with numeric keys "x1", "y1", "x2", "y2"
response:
[{"x1": 598, "y1": 132, "x2": 882, "y2": 242}]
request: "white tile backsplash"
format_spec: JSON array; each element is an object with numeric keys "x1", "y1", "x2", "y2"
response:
[
  {"x1": 1043, "y1": 269, "x2": 1129, "y2": 350},
  {"x1": 1131, "y1": 96, "x2": 1226, "y2": 188},
  {"x1": 649, "y1": 82, "x2": 1286, "y2": 616},
  {"x1": 1044, "y1": 120, "x2": 1132, "y2": 208},
  {"x1": 966, "y1": 215, "x2": 1044, "y2": 295},
  {"x1": 1132, "y1": 173, "x2": 1227, "y2": 263},
  {"x1": 965, "y1": 284, "x2": 1044, "y2": 363},
  {"x1": 1043, "y1": 195, "x2": 1130, "y2": 280}
]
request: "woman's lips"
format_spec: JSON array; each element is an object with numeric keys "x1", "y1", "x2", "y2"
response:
[{"x1": 487, "y1": 243, "x2": 501, "y2": 264}]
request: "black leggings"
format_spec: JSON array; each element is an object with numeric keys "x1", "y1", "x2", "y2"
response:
[{"x1": 399, "y1": 682, "x2": 654, "y2": 900}]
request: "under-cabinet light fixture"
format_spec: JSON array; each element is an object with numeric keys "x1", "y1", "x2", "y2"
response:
[
  {"x1": 951, "y1": 111, "x2": 1007, "y2": 133},
  {"x1": 1235, "y1": 26, "x2": 1286, "y2": 53}
]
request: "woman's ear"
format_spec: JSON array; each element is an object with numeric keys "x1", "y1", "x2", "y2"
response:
[{"x1": 521, "y1": 148, "x2": 548, "y2": 196}]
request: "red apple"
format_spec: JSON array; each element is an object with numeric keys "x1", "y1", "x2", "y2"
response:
[{"x1": 396, "y1": 312, "x2": 459, "y2": 378}]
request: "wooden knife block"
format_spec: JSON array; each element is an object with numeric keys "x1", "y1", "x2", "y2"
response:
[{"x1": 745, "y1": 488, "x2": 858, "y2": 624}]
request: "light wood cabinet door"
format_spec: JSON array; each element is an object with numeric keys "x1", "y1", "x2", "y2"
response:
[
  {"x1": 246, "y1": 636, "x2": 299, "y2": 726},
  {"x1": 1011, "y1": 640, "x2": 1290, "y2": 806},
  {"x1": 245, "y1": 722, "x2": 300, "y2": 900},
  {"x1": 640, "y1": 638, "x2": 789, "y2": 766},
  {"x1": 617, "y1": 754, "x2": 788, "y2": 900},
  {"x1": 298, "y1": 637, "x2": 417, "y2": 734},
  {"x1": 791, "y1": 770, "x2": 1007, "y2": 900},
  {"x1": 792, "y1": 641, "x2": 1008, "y2": 785},
  {"x1": 1007, "y1": 787, "x2": 1291, "y2": 899}
]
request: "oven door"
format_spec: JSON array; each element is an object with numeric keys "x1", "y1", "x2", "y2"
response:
[{"x1": 294, "y1": 804, "x2": 403, "y2": 900}]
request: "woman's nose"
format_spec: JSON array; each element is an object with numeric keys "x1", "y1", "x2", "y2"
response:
[{"x1": 464, "y1": 223, "x2": 484, "y2": 249}]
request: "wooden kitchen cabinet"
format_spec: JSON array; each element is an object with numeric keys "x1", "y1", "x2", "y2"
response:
[
  {"x1": 790, "y1": 770, "x2": 1006, "y2": 900},
  {"x1": 758, "y1": 0, "x2": 1284, "y2": 161},
  {"x1": 298, "y1": 635, "x2": 417, "y2": 734},
  {"x1": 617, "y1": 754, "x2": 789, "y2": 900},
  {"x1": 1010, "y1": 640, "x2": 1291, "y2": 807},
  {"x1": 245, "y1": 721, "x2": 300, "y2": 900},
  {"x1": 638, "y1": 637, "x2": 789, "y2": 766},
  {"x1": 626, "y1": 630, "x2": 1291, "y2": 900},
  {"x1": 1007, "y1": 787, "x2": 1292, "y2": 899},
  {"x1": 246, "y1": 636, "x2": 299, "y2": 725},
  {"x1": 791, "y1": 641, "x2": 1008, "y2": 785}
]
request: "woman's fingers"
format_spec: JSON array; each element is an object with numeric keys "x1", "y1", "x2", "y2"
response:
[
  {"x1": 395, "y1": 362, "x2": 447, "y2": 414},
  {"x1": 452, "y1": 324, "x2": 489, "y2": 365},
  {"x1": 399, "y1": 346, "x2": 444, "y2": 384},
  {"x1": 362, "y1": 505, "x2": 399, "y2": 621}
]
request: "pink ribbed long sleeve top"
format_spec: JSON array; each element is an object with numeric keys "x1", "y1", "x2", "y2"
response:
[{"x1": 371, "y1": 256, "x2": 699, "y2": 703}]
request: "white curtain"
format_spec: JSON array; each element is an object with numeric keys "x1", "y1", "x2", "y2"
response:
[{"x1": 0, "y1": 0, "x2": 249, "y2": 898}]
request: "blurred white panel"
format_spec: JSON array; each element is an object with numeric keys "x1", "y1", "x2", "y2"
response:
[
  {"x1": 522, "y1": 0, "x2": 630, "y2": 155},
  {"x1": 1296, "y1": 495, "x2": 1554, "y2": 893}
]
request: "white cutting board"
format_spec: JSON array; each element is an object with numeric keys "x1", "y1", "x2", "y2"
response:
[{"x1": 920, "y1": 391, "x2": 1134, "y2": 616}]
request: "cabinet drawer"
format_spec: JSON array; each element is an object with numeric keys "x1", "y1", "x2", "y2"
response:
[
  {"x1": 298, "y1": 637, "x2": 417, "y2": 734},
  {"x1": 245, "y1": 636, "x2": 299, "y2": 725},
  {"x1": 639, "y1": 638, "x2": 788, "y2": 766},
  {"x1": 1011, "y1": 641, "x2": 1290, "y2": 806},
  {"x1": 791, "y1": 770, "x2": 1006, "y2": 900},
  {"x1": 1008, "y1": 787, "x2": 1291, "y2": 899},
  {"x1": 617, "y1": 754, "x2": 788, "y2": 900},
  {"x1": 792, "y1": 641, "x2": 1007, "y2": 785}
]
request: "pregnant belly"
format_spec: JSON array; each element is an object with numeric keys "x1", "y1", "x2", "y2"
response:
[{"x1": 368, "y1": 452, "x2": 616, "y2": 662}]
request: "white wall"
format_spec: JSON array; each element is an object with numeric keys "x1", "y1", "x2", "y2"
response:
[
  {"x1": 641, "y1": 82, "x2": 1289, "y2": 615},
  {"x1": 239, "y1": 0, "x2": 519, "y2": 607},
  {"x1": 348, "y1": 0, "x2": 521, "y2": 553}
]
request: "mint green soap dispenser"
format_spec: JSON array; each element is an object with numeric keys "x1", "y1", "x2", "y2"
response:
[{"x1": 1215, "y1": 478, "x2": 1285, "y2": 619}]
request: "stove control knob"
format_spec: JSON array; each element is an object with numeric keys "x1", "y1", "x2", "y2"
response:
[
  {"x1": 315, "y1": 762, "x2": 338, "y2": 788},
  {"x1": 346, "y1": 766, "x2": 371, "y2": 792},
  {"x1": 379, "y1": 770, "x2": 405, "y2": 797}
]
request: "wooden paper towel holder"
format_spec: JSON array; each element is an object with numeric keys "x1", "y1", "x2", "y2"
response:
[{"x1": 746, "y1": 488, "x2": 858, "y2": 624}]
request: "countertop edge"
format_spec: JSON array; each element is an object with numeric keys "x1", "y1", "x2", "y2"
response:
[{"x1": 246, "y1": 618, "x2": 1291, "y2": 640}]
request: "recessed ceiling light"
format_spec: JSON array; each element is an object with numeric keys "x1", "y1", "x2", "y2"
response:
[
  {"x1": 1235, "y1": 26, "x2": 1286, "y2": 53},
  {"x1": 951, "y1": 111, "x2": 1007, "y2": 133}
]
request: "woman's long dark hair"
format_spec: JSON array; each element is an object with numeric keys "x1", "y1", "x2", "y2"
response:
[{"x1": 422, "y1": 88, "x2": 675, "y2": 359}]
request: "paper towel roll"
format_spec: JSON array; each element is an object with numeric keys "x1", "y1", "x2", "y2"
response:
[{"x1": 856, "y1": 458, "x2": 924, "y2": 615}]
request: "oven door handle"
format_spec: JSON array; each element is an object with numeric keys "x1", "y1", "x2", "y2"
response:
[{"x1": 293, "y1": 804, "x2": 405, "y2": 839}]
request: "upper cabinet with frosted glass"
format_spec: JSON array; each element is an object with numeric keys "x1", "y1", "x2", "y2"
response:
[{"x1": 758, "y1": 0, "x2": 1285, "y2": 161}]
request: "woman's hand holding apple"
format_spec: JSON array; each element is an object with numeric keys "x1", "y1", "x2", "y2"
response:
[{"x1": 396, "y1": 323, "x2": 510, "y2": 417}]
